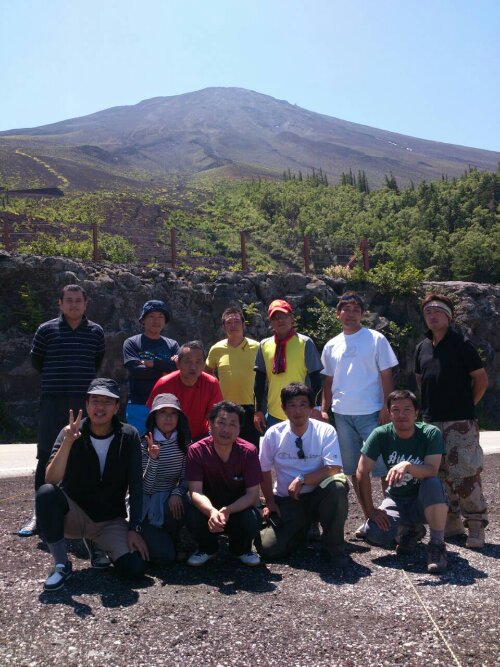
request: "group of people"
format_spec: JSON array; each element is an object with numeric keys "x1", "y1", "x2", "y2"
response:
[{"x1": 19, "y1": 284, "x2": 489, "y2": 592}]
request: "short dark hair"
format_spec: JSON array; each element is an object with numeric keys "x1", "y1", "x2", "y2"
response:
[
  {"x1": 60, "y1": 284, "x2": 87, "y2": 301},
  {"x1": 221, "y1": 306, "x2": 245, "y2": 325},
  {"x1": 178, "y1": 340, "x2": 205, "y2": 361},
  {"x1": 336, "y1": 291, "x2": 364, "y2": 313},
  {"x1": 281, "y1": 382, "x2": 314, "y2": 409},
  {"x1": 420, "y1": 293, "x2": 454, "y2": 317},
  {"x1": 387, "y1": 389, "x2": 419, "y2": 410},
  {"x1": 209, "y1": 400, "x2": 245, "y2": 426}
]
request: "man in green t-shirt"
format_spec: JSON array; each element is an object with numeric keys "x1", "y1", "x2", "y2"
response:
[{"x1": 356, "y1": 390, "x2": 449, "y2": 574}]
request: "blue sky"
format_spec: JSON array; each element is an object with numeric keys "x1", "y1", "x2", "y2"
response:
[{"x1": 2, "y1": 0, "x2": 499, "y2": 151}]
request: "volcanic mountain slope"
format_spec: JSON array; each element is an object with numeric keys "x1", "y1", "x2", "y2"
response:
[{"x1": 1, "y1": 87, "x2": 499, "y2": 191}]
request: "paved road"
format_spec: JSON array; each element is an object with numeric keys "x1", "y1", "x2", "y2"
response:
[{"x1": 1, "y1": 432, "x2": 499, "y2": 479}]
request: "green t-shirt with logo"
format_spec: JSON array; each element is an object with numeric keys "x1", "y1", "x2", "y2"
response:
[{"x1": 361, "y1": 422, "x2": 445, "y2": 498}]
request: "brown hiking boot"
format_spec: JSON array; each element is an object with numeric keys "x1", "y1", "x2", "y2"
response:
[
  {"x1": 395, "y1": 524, "x2": 426, "y2": 554},
  {"x1": 465, "y1": 521, "x2": 485, "y2": 549},
  {"x1": 444, "y1": 514, "x2": 466, "y2": 538},
  {"x1": 427, "y1": 541, "x2": 447, "y2": 574}
]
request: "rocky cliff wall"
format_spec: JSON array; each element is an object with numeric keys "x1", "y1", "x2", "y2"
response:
[{"x1": 1, "y1": 251, "x2": 499, "y2": 440}]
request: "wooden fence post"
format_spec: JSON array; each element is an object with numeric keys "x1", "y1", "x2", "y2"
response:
[
  {"x1": 303, "y1": 235, "x2": 310, "y2": 274},
  {"x1": 360, "y1": 237, "x2": 369, "y2": 271},
  {"x1": 92, "y1": 221, "x2": 99, "y2": 261},
  {"x1": 171, "y1": 228, "x2": 177, "y2": 269},
  {"x1": 240, "y1": 231, "x2": 247, "y2": 272}
]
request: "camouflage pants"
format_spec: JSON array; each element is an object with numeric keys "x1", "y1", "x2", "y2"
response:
[{"x1": 431, "y1": 420, "x2": 488, "y2": 526}]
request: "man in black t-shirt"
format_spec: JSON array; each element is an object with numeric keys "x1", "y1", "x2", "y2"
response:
[{"x1": 415, "y1": 293, "x2": 489, "y2": 549}]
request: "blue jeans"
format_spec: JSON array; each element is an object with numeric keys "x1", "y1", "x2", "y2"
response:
[
  {"x1": 334, "y1": 411, "x2": 386, "y2": 477},
  {"x1": 126, "y1": 402, "x2": 150, "y2": 437},
  {"x1": 361, "y1": 477, "x2": 448, "y2": 547}
]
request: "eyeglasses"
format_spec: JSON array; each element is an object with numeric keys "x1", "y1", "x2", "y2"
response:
[
  {"x1": 295, "y1": 436, "x2": 305, "y2": 459},
  {"x1": 270, "y1": 312, "x2": 291, "y2": 321},
  {"x1": 88, "y1": 397, "x2": 117, "y2": 407}
]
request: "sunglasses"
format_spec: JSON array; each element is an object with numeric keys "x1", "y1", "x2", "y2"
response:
[{"x1": 295, "y1": 436, "x2": 305, "y2": 459}]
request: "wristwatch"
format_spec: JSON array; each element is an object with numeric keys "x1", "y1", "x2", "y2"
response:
[
  {"x1": 297, "y1": 474, "x2": 305, "y2": 484},
  {"x1": 129, "y1": 524, "x2": 142, "y2": 533}
]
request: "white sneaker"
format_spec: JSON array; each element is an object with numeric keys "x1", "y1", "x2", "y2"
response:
[
  {"x1": 187, "y1": 551, "x2": 217, "y2": 567},
  {"x1": 238, "y1": 551, "x2": 261, "y2": 566},
  {"x1": 44, "y1": 561, "x2": 72, "y2": 591}
]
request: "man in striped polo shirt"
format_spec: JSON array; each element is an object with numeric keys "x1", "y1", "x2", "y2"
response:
[{"x1": 18, "y1": 284, "x2": 105, "y2": 538}]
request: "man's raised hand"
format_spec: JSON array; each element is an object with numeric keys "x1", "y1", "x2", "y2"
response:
[{"x1": 63, "y1": 409, "x2": 83, "y2": 443}]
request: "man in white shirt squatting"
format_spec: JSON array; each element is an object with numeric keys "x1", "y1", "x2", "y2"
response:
[{"x1": 257, "y1": 382, "x2": 350, "y2": 567}]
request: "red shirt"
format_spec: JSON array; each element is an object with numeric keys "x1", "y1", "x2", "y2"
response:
[
  {"x1": 146, "y1": 371, "x2": 223, "y2": 440},
  {"x1": 186, "y1": 436, "x2": 262, "y2": 508}
]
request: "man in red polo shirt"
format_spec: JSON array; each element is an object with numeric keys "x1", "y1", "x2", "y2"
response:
[{"x1": 146, "y1": 340, "x2": 223, "y2": 441}]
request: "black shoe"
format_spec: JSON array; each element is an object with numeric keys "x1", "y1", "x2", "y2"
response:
[
  {"x1": 396, "y1": 524, "x2": 426, "y2": 555},
  {"x1": 320, "y1": 549, "x2": 352, "y2": 568},
  {"x1": 82, "y1": 538, "x2": 111, "y2": 569},
  {"x1": 44, "y1": 561, "x2": 72, "y2": 591},
  {"x1": 427, "y1": 541, "x2": 448, "y2": 574},
  {"x1": 18, "y1": 514, "x2": 38, "y2": 537}
]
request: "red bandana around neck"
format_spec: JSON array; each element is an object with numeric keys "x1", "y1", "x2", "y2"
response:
[{"x1": 272, "y1": 329, "x2": 297, "y2": 374}]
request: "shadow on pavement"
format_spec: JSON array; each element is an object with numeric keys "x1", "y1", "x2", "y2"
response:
[
  {"x1": 38, "y1": 569, "x2": 155, "y2": 614},
  {"x1": 371, "y1": 546, "x2": 488, "y2": 586}
]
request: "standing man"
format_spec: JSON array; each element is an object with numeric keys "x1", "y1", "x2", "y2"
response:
[
  {"x1": 258, "y1": 383, "x2": 349, "y2": 566},
  {"x1": 206, "y1": 306, "x2": 260, "y2": 446},
  {"x1": 19, "y1": 284, "x2": 105, "y2": 537},
  {"x1": 123, "y1": 300, "x2": 179, "y2": 435},
  {"x1": 146, "y1": 341, "x2": 223, "y2": 441},
  {"x1": 415, "y1": 293, "x2": 489, "y2": 548},
  {"x1": 356, "y1": 390, "x2": 449, "y2": 574},
  {"x1": 254, "y1": 299, "x2": 323, "y2": 433},
  {"x1": 185, "y1": 401, "x2": 262, "y2": 566},
  {"x1": 320, "y1": 292, "x2": 398, "y2": 516},
  {"x1": 36, "y1": 378, "x2": 148, "y2": 591}
]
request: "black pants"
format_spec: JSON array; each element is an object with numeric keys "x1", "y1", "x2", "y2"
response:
[
  {"x1": 185, "y1": 504, "x2": 261, "y2": 556},
  {"x1": 35, "y1": 394, "x2": 87, "y2": 490},
  {"x1": 240, "y1": 405, "x2": 261, "y2": 449}
]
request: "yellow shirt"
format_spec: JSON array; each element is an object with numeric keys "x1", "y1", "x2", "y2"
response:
[
  {"x1": 255, "y1": 333, "x2": 321, "y2": 420},
  {"x1": 206, "y1": 337, "x2": 259, "y2": 405}
]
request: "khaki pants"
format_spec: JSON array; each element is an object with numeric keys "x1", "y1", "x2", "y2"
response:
[{"x1": 431, "y1": 419, "x2": 488, "y2": 526}]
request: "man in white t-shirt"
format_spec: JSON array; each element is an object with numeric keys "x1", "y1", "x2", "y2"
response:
[
  {"x1": 257, "y1": 382, "x2": 350, "y2": 567},
  {"x1": 321, "y1": 292, "x2": 398, "y2": 526}
]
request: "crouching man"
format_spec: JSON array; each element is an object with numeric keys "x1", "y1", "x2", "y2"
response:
[
  {"x1": 356, "y1": 390, "x2": 448, "y2": 574},
  {"x1": 257, "y1": 383, "x2": 350, "y2": 567},
  {"x1": 36, "y1": 379, "x2": 148, "y2": 591},
  {"x1": 185, "y1": 401, "x2": 262, "y2": 566}
]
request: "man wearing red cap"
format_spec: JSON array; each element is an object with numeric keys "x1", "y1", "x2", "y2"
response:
[
  {"x1": 415, "y1": 293, "x2": 489, "y2": 548},
  {"x1": 253, "y1": 299, "x2": 323, "y2": 433}
]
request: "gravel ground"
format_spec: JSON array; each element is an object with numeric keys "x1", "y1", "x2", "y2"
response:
[{"x1": 1, "y1": 458, "x2": 498, "y2": 667}]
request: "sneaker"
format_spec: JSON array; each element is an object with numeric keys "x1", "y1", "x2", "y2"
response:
[
  {"x1": 427, "y1": 541, "x2": 448, "y2": 574},
  {"x1": 444, "y1": 514, "x2": 466, "y2": 538},
  {"x1": 187, "y1": 551, "x2": 217, "y2": 567},
  {"x1": 44, "y1": 561, "x2": 72, "y2": 591},
  {"x1": 18, "y1": 514, "x2": 38, "y2": 537},
  {"x1": 308, "y1": 522, "x2": 322, "y2": 542},
  {"x1": 238, "y1": 551, "x2": 261, "y2": 566},
  {"x1": 396, "y1": 524, "x2": 426, "y2": 555},
  {"x1": 354, "y1": 522, "x2": 367, "y2": 539},
  {"x1": 465, "y1": 521, "x2": 485, "y2": 549},
  {"x1": 82, "y1": 538, "x2": 111, "y2": 569}
]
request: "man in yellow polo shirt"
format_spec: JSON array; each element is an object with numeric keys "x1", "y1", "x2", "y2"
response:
[
  {"x1": 253, "y1": 299, "x2": 323, "y2": 434},
  {"x1": 206, "y1": 306, "x2": 260, "y2": 446}
]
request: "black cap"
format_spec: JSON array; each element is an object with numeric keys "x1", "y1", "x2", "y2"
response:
[
  {"x1": 87, "y1": 378, "x2": 120, "y2": 399},
  {"x1": 139, "y1": 300, "x2": 170, "y2": 323}
]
